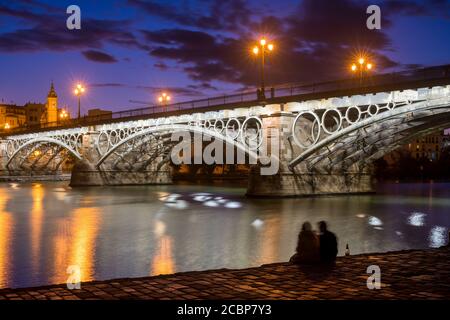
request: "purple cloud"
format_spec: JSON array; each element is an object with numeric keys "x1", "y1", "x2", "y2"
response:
[{"x1": 82, "y1": 50, "x2": 118, "y2": 63}]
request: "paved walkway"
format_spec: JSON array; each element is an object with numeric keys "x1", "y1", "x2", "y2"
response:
[{"x1": 1, "y1": 247, "x2": 449, "y2": 300}]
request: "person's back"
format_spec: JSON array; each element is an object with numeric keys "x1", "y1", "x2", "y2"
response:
[
  {"x1": 318, "y1": 221, "x2": 338, "y2": 263},
  {"x1": 293, "y1": 222, "x2": 320, "y2": 264}
]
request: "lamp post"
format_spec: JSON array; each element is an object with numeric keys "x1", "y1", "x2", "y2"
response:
[
  {"x1": 158, "y1": 92, "x2": 171, "y2": 107},
  {"x1": 253, "y1": 38, "x2": 274, "y2": 99},
  {"x1": 351, "y1": 57, "x2": 373, "y2": 85},
  {"x1": 74, "y1": 84, "x2": 85, "y2": 120}
]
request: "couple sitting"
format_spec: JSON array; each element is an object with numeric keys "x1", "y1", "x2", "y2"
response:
[{"x1": 290, "y1": 221, "x2": 338, "y2": 265}]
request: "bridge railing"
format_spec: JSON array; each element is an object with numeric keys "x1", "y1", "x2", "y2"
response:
[{"x1": 2, "y1": 64, "x2": 450, "y2": 136}]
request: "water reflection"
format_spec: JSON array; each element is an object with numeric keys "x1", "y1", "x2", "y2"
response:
[
  {"x1": 0, "y1": 181, "x2": 448, "y2": 289},
  {"x1": 51, "y1": 220, "x2": 70, "y2": 284},
  {"x1": 50, "y1": 206, "x2": 101, "y2": 284},
  {"x1": 30, "y1": 184, "x2": 44, "y2": 272},
  {"x1": 408, "y1": 212, "x2": 426, "y2": 227},
  {"x1": 151, "y1": 236, "x2": 174, "y2": 275},
  {"x1": 69, "y1": 207, "x2": 101, "y2": 282},
  {"x1": 429, "y1": 226, "x2": 446, "y2": 248},
  {"x1": 0, "y1": 190, "x2": 13, "y2": 288}
]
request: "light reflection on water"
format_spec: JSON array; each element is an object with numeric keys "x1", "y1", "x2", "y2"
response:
[{"x1": 0, "y1": 181, "x2": 449, "y2": 289}]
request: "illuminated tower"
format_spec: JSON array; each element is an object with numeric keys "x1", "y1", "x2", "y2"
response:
[{"x1": 46, "y1": 82, "x2": 58, "y2": 124}]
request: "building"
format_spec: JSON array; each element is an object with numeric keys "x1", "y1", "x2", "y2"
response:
[
  {"x1": 46, "y1": 82, "x2": 58, "y2": 124},
  {"x1": 384, "y1": 130, "x2": 447, "y2": 165},
  {"x1": 0, "y1": 104, "x2": 26, "y2": 129},
  {"x1": 1, "y1": 82, "x2": 68, "y2": 130},
  {"x1": 407, "y1": 131, "x2": 446, "y2": 161},
  {"x1": 24, "y1": 102, "x2": 46, "y2": 126}
]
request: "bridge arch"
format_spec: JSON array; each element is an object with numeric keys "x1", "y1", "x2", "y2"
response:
[
  {"x1": 95, "y1": 124, "x2": 260, "y2": 169},
  {"x1": 5, "y1": 137, "x2": 82, "y2": 170}
]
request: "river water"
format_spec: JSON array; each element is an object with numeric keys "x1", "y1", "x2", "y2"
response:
[{"x1": 0, "y1": 181, "x2": 449, "y2": 289}]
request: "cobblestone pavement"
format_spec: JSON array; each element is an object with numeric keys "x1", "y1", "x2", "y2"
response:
[{"x1": 0, "y1": 247, "x2": 449, "y2": 300}]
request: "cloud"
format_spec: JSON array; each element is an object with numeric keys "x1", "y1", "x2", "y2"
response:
[
  {"x1": 82, "y1": 50, "x2": 118, "y2": 63},
  {"x1": 153, "y1": 62, "x2": 168, "y2": 70},
  {"x1": 128, "y1": 0, "x2": 251, "y2": 31},
  {"x1": 0, "y1": 3, "x2": 48, "y2": 24},
  {"x1": 135, "y1": 85, "x2": 204, "y2": 97},
  {"x1": 383, "y1": 0, "x2": 450, "y2": 18},
  {"x1": 383, "y1": 0, "x2": 428, "y2": 15},
  {"x1": 88, "y1": 82, "x2": 205, "y2": 98},
  {"x1": 90, "y1": 83, "x2": 126, "y2": 88},
  {"x1": 1, "y1": 0, "x2": 440, "y2": 94},
  {"x1": 285, "y1": 0, "x2": 391, "y2": 48},
  {"x1": 188, "y1": 82, "x2": 218, "y2": 91},
  {"x1": 0, "y1": 3, "x2": 147, "y2": 52},
  {"x1": 141, "y1": 0, "x2": 401, "y2": 86}
]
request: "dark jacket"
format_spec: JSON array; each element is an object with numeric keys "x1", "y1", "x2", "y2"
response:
[
  {"x1": 294, "y1": 230, "x2": 320, "y2": 264},
  {"x1": 319, "y1": 231, "x2": 338, "y2": 262}
]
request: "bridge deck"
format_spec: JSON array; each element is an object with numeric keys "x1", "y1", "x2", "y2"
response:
[{"x1": 2, "y1": 64, "x2": 450, "y2": 137}]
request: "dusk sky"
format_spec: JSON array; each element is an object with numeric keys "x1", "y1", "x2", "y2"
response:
[{"x1": 0, "y1": 0, "x2": 449, "y2": 116}]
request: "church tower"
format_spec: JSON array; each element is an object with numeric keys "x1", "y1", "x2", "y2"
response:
[{"x1": 46, "y1": 82, "x2": 58, "y2": 123}]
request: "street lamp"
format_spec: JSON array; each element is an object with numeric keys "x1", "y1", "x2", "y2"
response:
[
  {"x1": 158, "y1": 92, "x2": 171, "y2": 106},
  {"x1": 4, "y1": 123, "x2": 10, "y2": 130},
  {"x1": 59, "y1": 109, "x2": 69, "y2": 122},
  {"x1": 252, "y1": 37, "x2": 274, "y2": 100},
  {"x1": 73, "y1": 84, "x2": 86, "y2": 120},
  {"x1": 351, "y1": 57, "x2": 374, "y2": 85}
]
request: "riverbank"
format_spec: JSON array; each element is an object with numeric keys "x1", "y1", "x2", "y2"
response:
[
  {"x1": 0, "y1": 247, "x2": 449, "y2": 300},
  {"x1": 0, "y1": 174, "x2": 71, "y2": 182}
]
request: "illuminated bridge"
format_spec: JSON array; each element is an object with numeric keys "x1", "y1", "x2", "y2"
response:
[{"x1": 1, "y1": 65, "x2": 450, "y2": 196}]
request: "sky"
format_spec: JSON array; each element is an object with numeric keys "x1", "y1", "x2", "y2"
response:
[{"x1": 0, "y1": 0, "x2": 449, "y2": 116}]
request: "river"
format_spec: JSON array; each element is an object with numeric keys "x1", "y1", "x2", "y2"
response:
[{"x1": 0, "y1": 181, "x2": 449, "y2": 289}]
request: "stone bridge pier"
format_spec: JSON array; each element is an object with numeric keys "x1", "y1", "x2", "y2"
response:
[{"x1": 246, "y1": 106, "x2": 374, "y2": 197}]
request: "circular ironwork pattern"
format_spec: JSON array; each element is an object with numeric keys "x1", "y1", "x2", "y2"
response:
[
  {"x1": 292, "y1": 111, "x2": 321, "y2": 149},
  {"x1": 241, "y1": 116, "x2": 263, "y2": 150},
  {"x1": 225, "y1": 118, "x2": 241, "y2": 141},
  {"x1": 321, "y1": 109, "x2": 342, "y2": 135},
  {"x1": 95, "y1": 116, "x2": 264, "y2": 157},
  {"x1": 292, "y1": 100, "x2": 408, "y2": 149},
  {"x1": 345, "y1": 106, "x2": 361, "y2": 124}
]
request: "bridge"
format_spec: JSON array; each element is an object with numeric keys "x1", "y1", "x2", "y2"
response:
[{"x1": 1, "y1": 64, "x2": 450, "y2": 196}]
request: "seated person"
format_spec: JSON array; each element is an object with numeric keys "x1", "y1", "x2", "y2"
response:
[
  {"x1": 318, "y1": 221, "x2": 338, "y2": 263},
  {"x1": 290, "y1": 222, "x2": 320, "y2": 264}
]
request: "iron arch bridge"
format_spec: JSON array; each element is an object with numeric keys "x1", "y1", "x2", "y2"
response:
[
  {"x1": 1, "y1": 84, "x2": 449, "y2": 195},
  {"x1": 2, "y1": 113, "x2": 264, "y2": 173}
]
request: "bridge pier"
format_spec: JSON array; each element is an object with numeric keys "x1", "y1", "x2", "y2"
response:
[
  {"x1": 69, "y1": 132, "x2": 173, "y2": 186},
  {"x1": 70, "y1": 159, "x2": 172, "y2": 186},
  {"x1": 246, "y1": 109, "x2": 375, "y2": 197},
  {"x1": 247, "y1": 170, "x2": 375, "y2": 197}
]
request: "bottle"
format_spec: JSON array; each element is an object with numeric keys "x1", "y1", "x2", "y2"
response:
[{"x1": 345, "y1": 243, "x2": 350, "y2": 256}]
